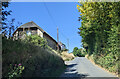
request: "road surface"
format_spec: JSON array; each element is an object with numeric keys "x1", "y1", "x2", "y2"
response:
[{"x1": 60, "y1": 57, "x2": 118, "y2": 79}]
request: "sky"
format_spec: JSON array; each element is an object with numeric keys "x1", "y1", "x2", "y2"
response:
[{"x1": 6, "y1": 2, "x2": 82, "y2": 52}]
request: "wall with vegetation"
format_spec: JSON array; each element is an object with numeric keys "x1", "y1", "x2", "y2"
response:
[
  {"x1": 77, "y1": 2, "x2": 120, "y2": 74},
  {"x1": 2, "y1": 35, "x2": 65, "y2": 78}
]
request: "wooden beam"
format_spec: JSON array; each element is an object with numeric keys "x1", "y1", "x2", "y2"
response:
[
  {"x1": 23, "y1": 28, "x2": 24, "y2": 32},
  {"x1": 28, "y1": 27, "x2": 30, "y2": 31}
]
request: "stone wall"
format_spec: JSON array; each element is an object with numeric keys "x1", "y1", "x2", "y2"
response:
[{"x1": 43, "y1": 34, "x2": 57, "y2": 50}]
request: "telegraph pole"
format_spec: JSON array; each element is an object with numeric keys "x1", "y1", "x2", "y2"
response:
[
  {"x1": 67, "y1": 38, "x2": 69, "y2": 53},
  {"x1": 57, "y1": 27, "x2": 59, "y2": 42},
  {"x1": 57, "y1": 27, "x2": 59, "y2": 50}
]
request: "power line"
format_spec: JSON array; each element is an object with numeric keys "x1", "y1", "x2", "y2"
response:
[
  {"x1": 59, "y1": 29, "x2": 68, "y2": 39},
  {"x1": 43, "y1": 2, "x2": 57, "y2": 27},
  {"x1": 43, "y1": 2, "x2": 68, "y2": 40},
  {"x1": 43, "y1": 2, "x2": 70, "y2": 51},
  {"x1": 43, "y1": 1, "x2": 68, "y2": 40},
  {"x1": 59, "y1": 29, "x2": 70, "y2": 52}
]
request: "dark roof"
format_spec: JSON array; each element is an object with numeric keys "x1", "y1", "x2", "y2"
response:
[
  {"x1": 19, "y1": 21, "x2": 45, "y2": 32},
  {"x1": 13, "y1": 21, "x2": 58, "y2": 44}
]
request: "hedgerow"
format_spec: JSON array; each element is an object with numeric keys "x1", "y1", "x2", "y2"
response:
[{"x1": 77, "y1": 2, "x2": 120, "y2": 74}]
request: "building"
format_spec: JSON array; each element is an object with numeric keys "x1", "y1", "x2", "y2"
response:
[
  {"x1": 13, "y1": 21, "x2": 60, "y2": 50},
  {"x1": 58, "y1": 42, "x2": 66, "y2": 50}
]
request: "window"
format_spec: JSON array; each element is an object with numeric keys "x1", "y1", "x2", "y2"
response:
[{"x1": 26, "y1": 31, "x2": 31, "y2": 36}]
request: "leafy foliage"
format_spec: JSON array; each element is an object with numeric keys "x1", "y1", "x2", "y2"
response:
[
  {"x1": 2, "y1": 2, "x2": 11, "y2": 35},
  {"x1": 1, "y1": 2, "x2": 22, "y2": 38},
  {"x1": 2, "y1": 2, "x2": 11, "y2": 22},
  {"x1": 8, "y1": 64, "x2": 24, "y2": 78},
  {"x1": 2, "y1": 37, "x2": 65, "y2": 77},
  {"x1": 72, "y1": 47, "x2": 78, "y2": 56},
  {"x1": 72, "y1": 47, "x2": 86, "y2": 57},
  {"x1": 77, "y1": 2, "x2": 120, "y2": 73},
  {"x1": 24, "y1": 34, "x2": 48, "y2": 48}
]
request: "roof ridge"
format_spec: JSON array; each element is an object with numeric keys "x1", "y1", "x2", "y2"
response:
[
  {"x1": 13, "y1": 21, "x2": 58, "y2": 44},
  {"x1": 31, "y1": 21, "x2": 45, "y2": 32}
]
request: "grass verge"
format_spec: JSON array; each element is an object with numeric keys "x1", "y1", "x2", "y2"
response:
[{"x1": 2, "y1": 38, "x2": 65, "y2": 78}]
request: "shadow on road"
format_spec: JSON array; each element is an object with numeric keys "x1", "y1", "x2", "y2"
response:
[
  {"x1": 66, "y1": 64, "x2": 77, "y2": 68},
  {"x1": 60, "y1": 63, "x2": 89, "y2": 78}
]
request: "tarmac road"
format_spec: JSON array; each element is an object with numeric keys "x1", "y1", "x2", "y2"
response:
[{"x1": 60, "y1": 57, "x2": 118, "y2": 79}]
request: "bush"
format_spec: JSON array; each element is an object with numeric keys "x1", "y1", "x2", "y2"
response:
[
  {"x1": 2, "y1": 37, "x2": 65, "y2": 78},
  {"x1": 76, "y1": 49, "x2": 85, "y2": 57},
  {"x1": 24, "y1": 34, "x2": 48, "y2": 48},
  {"x1": 72, "y1": 47, "x2": 85, "y2": 57},
  {"x1": 72, "y1": 47, "x2": 78, "y2": 56},
  {"x1": 92, "y1": 53, "x2": 118, "y2": 73},
  {"x1": 7, "y1": 64, "x2": 24, "y2": 78},
  {"x1": 77, "y1": 2, "x2": 120, "y2": 74}
]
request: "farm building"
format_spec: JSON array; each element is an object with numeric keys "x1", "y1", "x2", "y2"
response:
[{"x1": 13, "y1": 21, "x2": 60, "y2": 50}]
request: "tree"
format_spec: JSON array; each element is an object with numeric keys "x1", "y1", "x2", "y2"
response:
[
  {"x1": 1, "y1": 2, "x2": 12, "y2": 36},
  {"x1": 72, "y1": 47, "x2": 78, "y2": 56},
  {"x1": 77, "y1": 2, "x2": 120, "y2": 56},
  {"x1": 77, "y1": 1, "x2": 120, "y2": 73},
  {"x1": 72, "y1": 47, "x2": 85, "y2": 57},
  {"x1": 1, "y1": 1, "x2": 22, "y2": 38}
]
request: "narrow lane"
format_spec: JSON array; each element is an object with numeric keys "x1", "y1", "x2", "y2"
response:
[{"x1": 60, "y1": 57, "x2": 118, "y2": 78}]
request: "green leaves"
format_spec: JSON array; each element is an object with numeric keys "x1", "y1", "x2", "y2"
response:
[
  {"x1": 77, "y1": 2, "x2": 120, "y2": 73},
  {"x1": 2, "y1": 38, "x2": 65, "y2": 77},
  {"x1": 7, "y1": 64, "x2": 25, "y2": 79},
  {"x1": 72, "y1": 47, "x2": 78, "y2": 56},
  {"x1": 72, "y1": 47, "x2": 86, "y2": 57},
  {"x1": 24, "y1": 34, "x2": 48, "y2": 48},
  {"x1": 77, "y1": 2, "x2": 120, "y2": 54}
]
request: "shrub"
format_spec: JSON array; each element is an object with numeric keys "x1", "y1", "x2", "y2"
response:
[
  {"x1": 24, "y1": 34, "x2": 48, "y2": 48},
  {"x1": 2, "y1": 37, "x2": 65, "y2": 78},
  {"x1": 77, "y1": 2, "x2": 120, "y2": 74},
  {"x1": 7, "y1": 64, "x2": 24, "y2": 78},
  {"x1": 93, "y1": 53, "x2": 118, "y2": 73},
  {"x1": 72, "y1": 47, "x2": 78, "y2": 56},
  {"x1": 72, "y1": 47, "x2": 86, "y2": 57}
]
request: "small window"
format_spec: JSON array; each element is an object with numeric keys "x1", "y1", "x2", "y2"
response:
[{"x1": 26, "y1": 31, "x2": 31, "y2": 36}]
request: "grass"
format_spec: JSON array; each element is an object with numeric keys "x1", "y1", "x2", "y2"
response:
[
  {"x1": 2, "y1": 38, "x2": 65, "y2": 77},
  {"x1": 47, "y1": 46, "x2": 75, "y2": 61},
  {"x1": 87, "y1": 54, "x2": 119, "y2": 76},
  {"x1": 61, "y1": 51, "x2": 75, "y2": 61}
]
